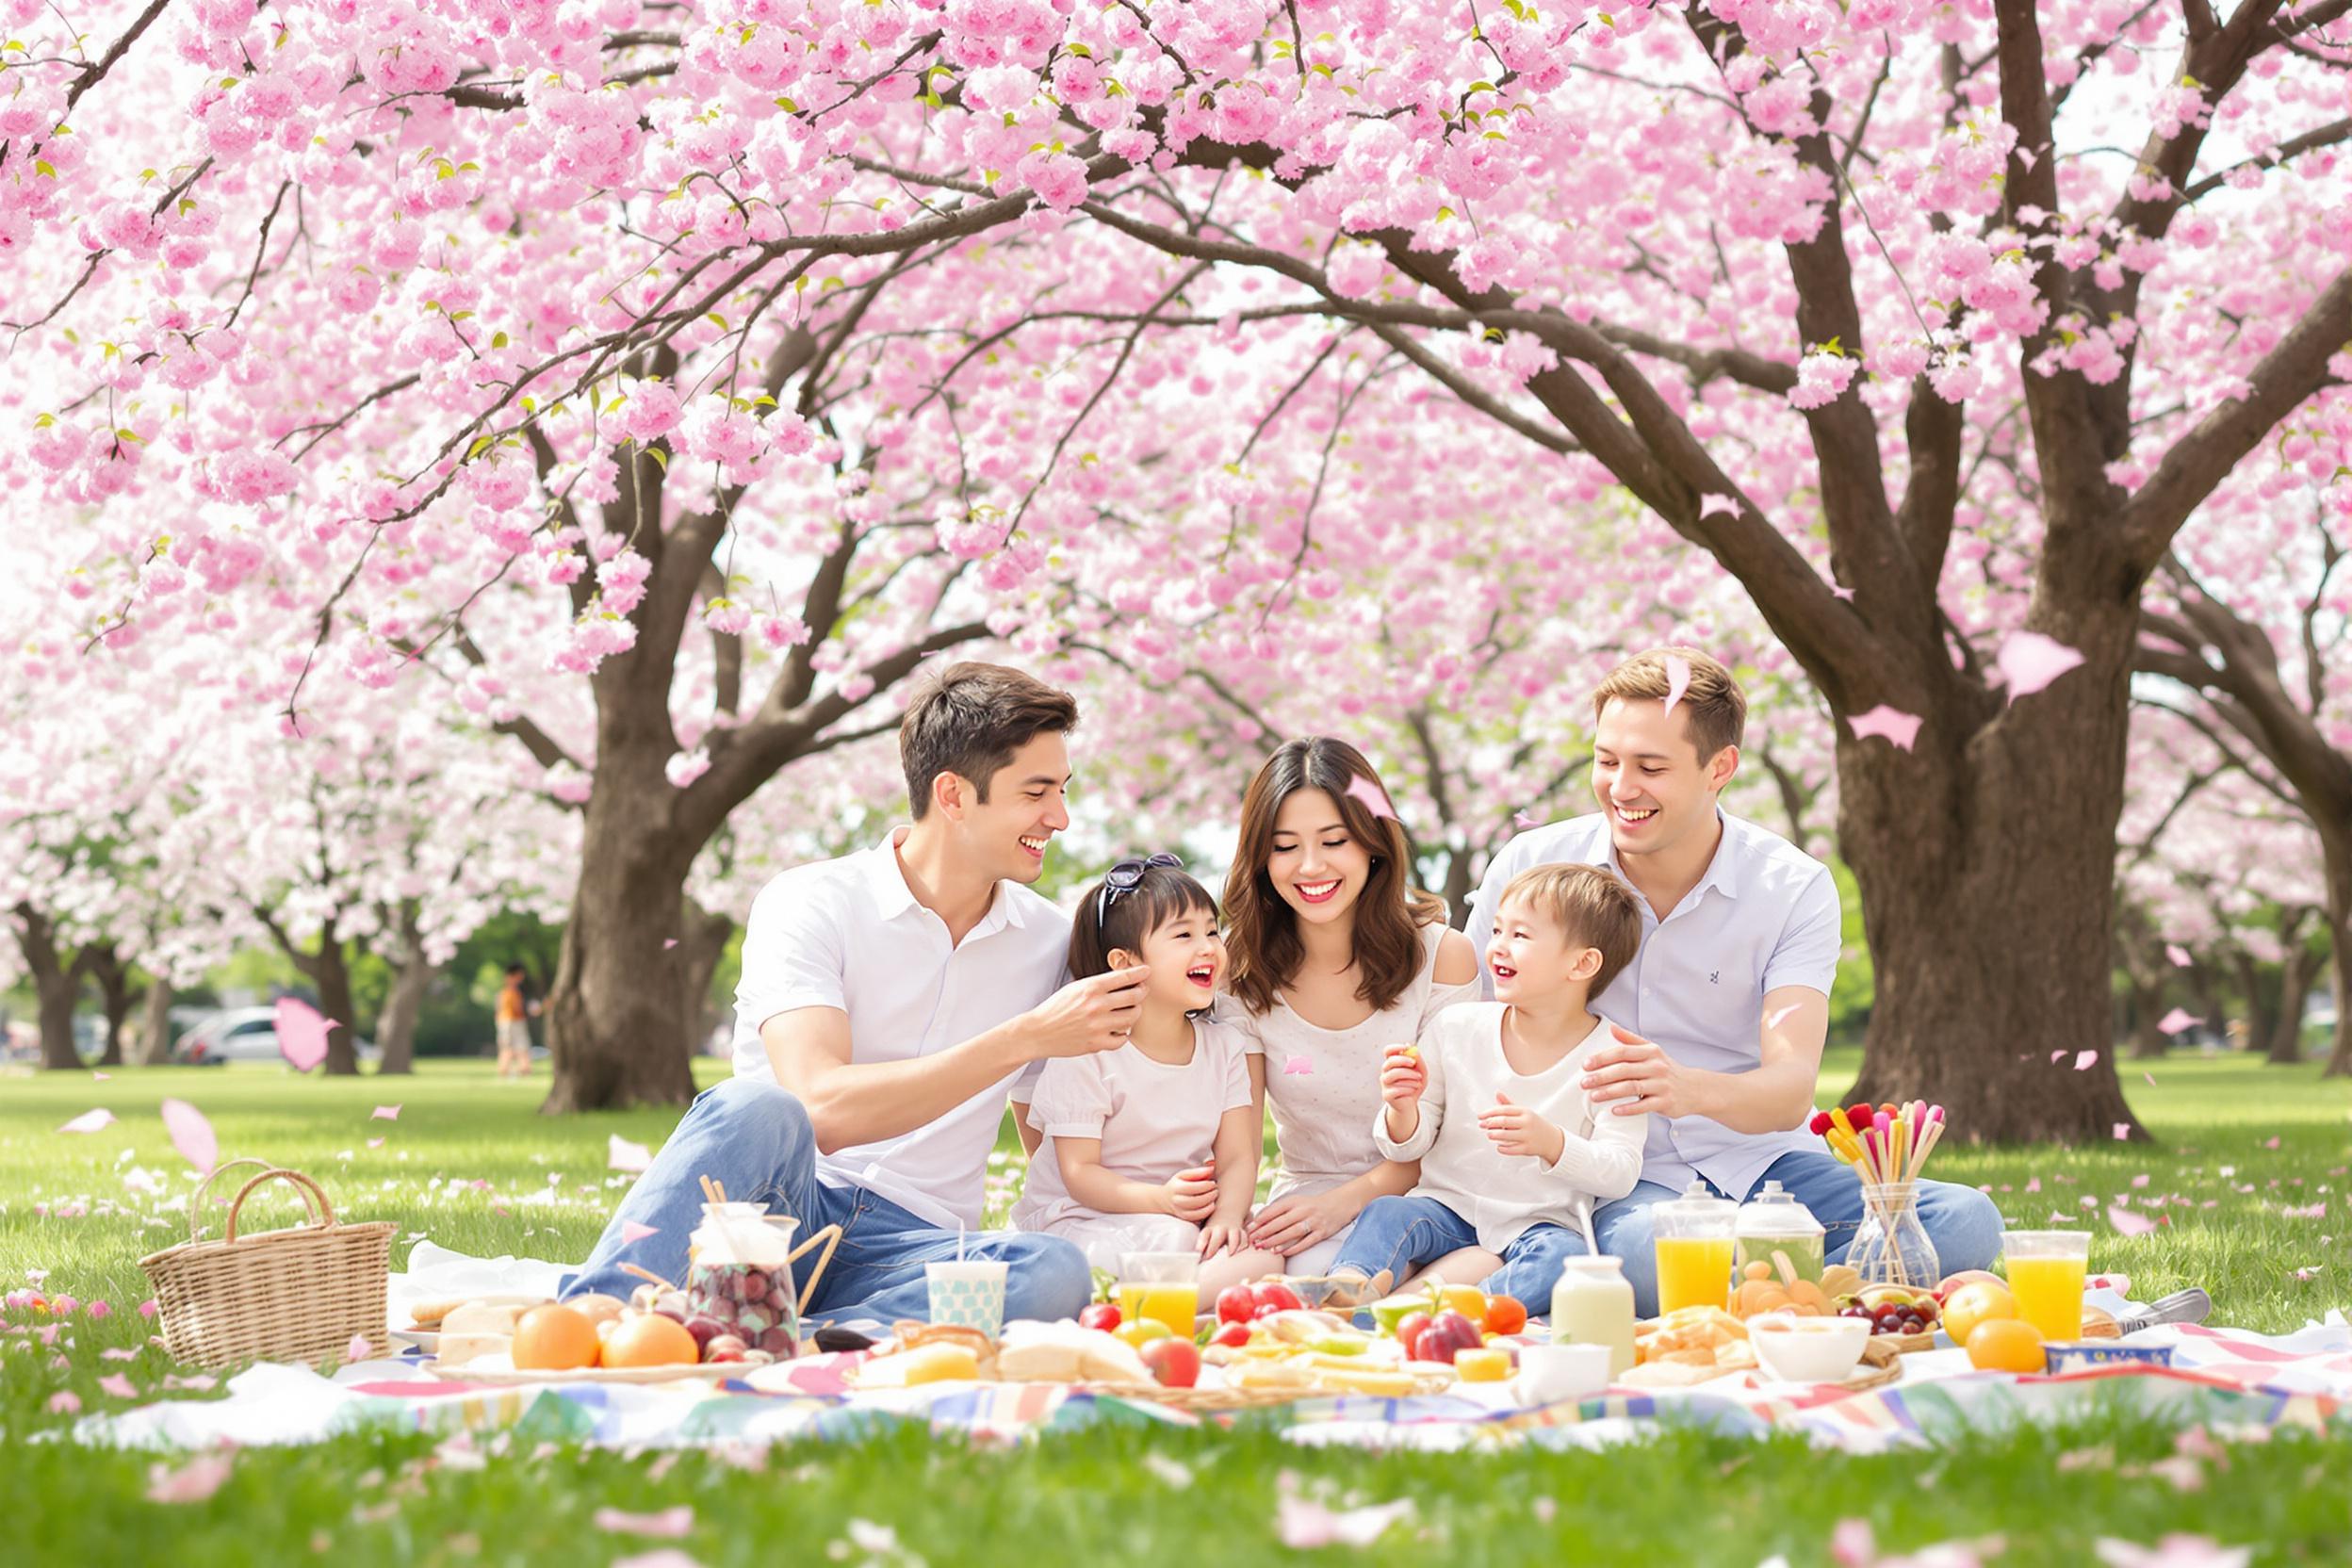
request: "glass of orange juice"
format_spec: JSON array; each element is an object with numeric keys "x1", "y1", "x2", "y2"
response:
[
  {"x1": 2002, "y1": 1230, "x2": 2090, "y2": 1341},
  {"x1": 1116, "y1": 1251, "x2": 1200, "y2": 1335},
  {"x1": 1651, "y1": 1181, "x2": 1739, "y2": 1316}
]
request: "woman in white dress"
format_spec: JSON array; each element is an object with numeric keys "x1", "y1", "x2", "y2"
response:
[{"x1": 1221, "y1": 738, "x2": 1480, "y2": 1277}]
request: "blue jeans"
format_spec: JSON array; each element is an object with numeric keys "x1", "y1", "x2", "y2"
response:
[
  {"x1": 1595, "y1": 1151, "x2": 2005, "y2": 1317},
  {"x1": 1329, "y1": 1195, "x2": 1590, "y2": 1310},
  {"x1": 564, "y1": 1077, "x2": 1090, "y2": 1328}
]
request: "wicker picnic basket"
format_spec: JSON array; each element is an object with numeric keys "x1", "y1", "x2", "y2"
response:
[{"x1": 139, "y1": 1157, "x2": 397, "y2": 1370}]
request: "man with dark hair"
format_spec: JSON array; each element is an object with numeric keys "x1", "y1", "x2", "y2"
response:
[
  {"x1": 567, "y1": 662, "x2": 1146, "y2": 1327},
  {"x1": 1465, "y1": 647, "x2": 2001, "y2": 1315}
]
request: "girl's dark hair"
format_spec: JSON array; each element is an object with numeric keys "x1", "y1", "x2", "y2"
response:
[
  {"x1": 1220, "y1": 736, "x2": 1446, "y2": 1017},
  {"x1": 1068, "y1": 864, "x2": 1220, "y2": 981}
]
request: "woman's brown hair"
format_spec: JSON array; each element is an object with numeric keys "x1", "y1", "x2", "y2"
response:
[{"x1": 1220, "y1": 737, "x2": 1446, "y2": 1017}]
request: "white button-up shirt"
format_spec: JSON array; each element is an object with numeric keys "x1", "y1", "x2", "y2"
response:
[
  {"x1": 1463, "y1": 808, "x2": 1839, "y2": 1202},
  {"x1": 731, "y1": 828, "x2": 1068, "y2": 1230}
]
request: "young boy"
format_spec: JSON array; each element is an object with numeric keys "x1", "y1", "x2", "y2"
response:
[
  {"x1": 495, "y1": 964, "x2": 535, "y2": 1079},
  {"x1": 1321, "y1": 863, "x2": 1650, "y2": 1311}
]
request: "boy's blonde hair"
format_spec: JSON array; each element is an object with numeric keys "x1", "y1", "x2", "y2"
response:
[
  {"x1": 1590, "y1": 646, "x2": 1746, "y2": 765},
  {"x1": 1496, "y1": 864, "x2": 1643, "y2": 996}
]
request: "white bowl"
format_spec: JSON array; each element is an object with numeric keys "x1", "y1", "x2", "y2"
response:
[
  {"x1": 1747, "y1": 1314, "x2": 1870, "y2": 1384},
  {"x1": 1513, "y1": 1342, "x2": 1614, "y2": 1405}
]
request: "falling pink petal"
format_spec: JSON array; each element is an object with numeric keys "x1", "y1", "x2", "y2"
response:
[
  {"x1": 2109, "y1": 1205, "x2": 2158, "y2": 1236},
  {"x1": 1831, "y1": 585, "x2": 1857, "y2": 602},
  {"x1": 145, "y1": 1452, "x2": 236, "y2": 1504},
  {"x1": 1512, "y1": 809, "x2": 1539, "y2": 829},
  {"x1": 98, "y1": 1373, "x2": 138, "y2": 1398},
  {"x1": 1847, "y1": 705, "x2": 1922, "y2": 751},
  {"x1": 1699, "y1": 493, "x2": 1740, "y2": 518},
  {"x1": 348, "y1": 1334, "x2": 373, "y2": 1362},
  {"x1": 58, "y1": 1108, "x2": 116, "y2": 1135},
  {"x1": 2143, "y1": 1072, "x2": 2158, "y2": 1087},
  {"x1": 609, "y1": 1135, "x2": 653, "y2": 1173},
  {"x1": 662, "y1": 939, "x2": 679, "y2": 950},
  {"x1": 2075, "y1": 1050, "x2": 2099, "y2": 1071},
  {"x1": 1343, "y1": 774, "x2": 1398, "y2": 822},
  {"x1": 371, "y1": 1105, "x2": 400, "y2": 1121},
  {"x1": 1282, "y1": 1054, "x2": 1315, "y2": 1076},
  {"x1": 2050, "y1": 1051, "x2": 2067, "y2": 1064},
  {"x1": 91, "y1": 1071, "x2": 110, "y2": 1082},
  {"x1": 622, "y1": 1220, "x2": 660, "y2": 1244},
  {"x1": 161, "y1": 1098, "x2": 217, "y2": 1175},
  {"x1": 367, "y1": 1137, "x2": 385, "y2": 1149},
  {"x1": 595, "y1": 1506, "x2": 695, "y2": 1539},
  {"x1": 274, "y1": 997, "x2": 332, "y2": 1071},
  {"x1": 1661, "y1": 654, "x2": 1692, "y2": 720},
  {"x1": 2263, "y1": 1135, "x2": 2281, "y2": 1150},
  {"x1": 46, "y1": 1391, "x2": 81, "y2": 1414},
  {"x1": 2158, "y1": 1008, "x2": 2200, "y2": 1036},
  {"x1": 2164, "y1": 944, "x2": 2192, "y2": 968},
  {"x1": 1995, "y1": 629, "x2": 2086, "y2": 700},
  {"x1": 2115, "y1": 1123, "x2": 2133, "y2": 1141}
]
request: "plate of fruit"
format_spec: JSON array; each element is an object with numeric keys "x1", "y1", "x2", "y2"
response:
[
  {"x1": 423, "y1": 1283, "x2": 788, "y2": 1383},
  {"x1": 1835, "y1": 1283, "x2": 1942, "y2": 1353}
]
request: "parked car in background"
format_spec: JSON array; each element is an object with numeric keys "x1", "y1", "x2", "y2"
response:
[{"x1": 173, "y1": 1006, "x2": 378, "y2": 1066}]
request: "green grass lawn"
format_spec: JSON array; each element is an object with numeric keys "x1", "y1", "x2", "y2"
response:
[{"x1": 3, "y1": 1051, "x2": 2349, "y2": 1565}]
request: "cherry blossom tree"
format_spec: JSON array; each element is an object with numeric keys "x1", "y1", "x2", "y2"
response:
[{"x1": 13, "y1": 0, "x2": 2352, "y2": 1135}]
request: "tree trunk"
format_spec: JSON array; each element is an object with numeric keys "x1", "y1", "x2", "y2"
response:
[
  {"x1": 676, "y1": 897, "x2": 735, "y2": 1064},
  {"x1": 2230, "y1": 950, "x2": 2274, "y2": 1056},
  {"x1": 543, "y1": 814, "x2": 699, "y2": 1113},
  {"x1": 78, "y1": 942, "x2": 133, "y2": 1068},
  {"x1": 2323, "y1": 827, "x2": 2352, "y2": 1078},
  {"x1": 12, "y1": 904, "x2": 82, "y2": 1071},
  {"x1": 374, "y1": 901, "x2": 431, "y2": 1076},
  {"x1": 2126, "y1": 974, "x2": 2171, "y2": 1060},
  {"x1": 136, "y1": 976, "x2": 175, "y2": 1068},
  {"x1": 2266, "y1": 909, "x2": 2318, "y2": 1065},
  {"x1": 377, "y1": 949, "x2": 433, "y2": 1076},
  {"x1": 1839, "y1": 622, "x2": 2147, "y2": 1143}
]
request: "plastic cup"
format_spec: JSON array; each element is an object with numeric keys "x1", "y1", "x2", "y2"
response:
[
  {"x1": 925, "y1": 1260, "x2": 1009, "y2": 1333},
  {"x1": 1116, "y1": 1251, "x2": 1200, "y2": 1335},
  {"x1": 2002, "y1": 1231, "x2": 2090, "y2": 1342}
]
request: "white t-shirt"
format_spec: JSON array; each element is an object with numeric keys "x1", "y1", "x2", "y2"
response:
[
  {"x1": 1464, "y1": 808, "x2": 1837, "y2": 1202},
  {"x1": 1010, "y1": 1016, "x2": 1255, "y2": 1233},
  {"x1": 730, "y1": 827, "x2": 1069, "y2": 1230},
  {"x1": 1375, "y1": 1002, "x2": 1649, "y2": 1252},
  {"x1": 1234, "y1": 923, "x2": 1478, "y2": 1200}
]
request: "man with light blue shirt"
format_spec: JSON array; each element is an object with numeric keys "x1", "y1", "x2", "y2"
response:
[{"x1": 1465, "y1": 648, "x2": 2000, "y2": 1315}]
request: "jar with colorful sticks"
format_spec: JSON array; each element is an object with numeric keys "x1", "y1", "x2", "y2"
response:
[{"x1": 1805, "y1": 1101, "x2": 1949, "y2": 1289}]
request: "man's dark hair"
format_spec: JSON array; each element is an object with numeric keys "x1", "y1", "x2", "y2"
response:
[{"x1": 898, "y1": 662, "x2": 1080, "y2": 820}]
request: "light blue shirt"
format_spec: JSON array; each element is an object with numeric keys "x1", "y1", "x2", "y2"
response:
[{"x1": 1462, "y1": 808, "x2": 1839, "y2": 1203}]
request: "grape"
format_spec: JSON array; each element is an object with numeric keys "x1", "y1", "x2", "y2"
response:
[{"x1": 682, "y1": 1315, "x2": 727, "y2": 1349}]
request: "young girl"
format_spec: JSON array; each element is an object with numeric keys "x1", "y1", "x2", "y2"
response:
[{"x1": 1011, "y1": 856, "x2": 1284, "y2": 1296}]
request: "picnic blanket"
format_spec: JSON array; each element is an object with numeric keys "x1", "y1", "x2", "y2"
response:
[{"x1": 66, "y1": 1244, "x2": 2352, "y2": 1455}]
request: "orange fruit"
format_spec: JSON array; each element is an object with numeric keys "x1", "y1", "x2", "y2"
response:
[
  {"x1": 1965, "y1": 1317, "x2": 2047, "y2": 1373},
  {"x1": 1482, "y1": 1294, "x2": 1529, "y2": 1336},
  {"x1": 600, "y1": 1312, "x2": 701, "y2": 1368},
  {"x1": 1942, "y1": 1282, "x2": 2018, "y2": 1346},
  {"x1": 512, "y1": 1303, "x2": 601, "y2": 1370}
]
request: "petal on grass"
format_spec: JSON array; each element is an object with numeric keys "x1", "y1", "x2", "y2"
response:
[
  {"x1": 609, "y1": 1135, "x2": 653, "y2": 1174},
  {"x1": 2109, "y1": 1205, "x2": 2158, "y2": 1236},
  {"x1": 371, "y1": 1105, "x2": 400, "y2": 1121},
  {"x1": 59, "y1": 1108, "x2": 116, "y2": 1135},
  {"x1": 145, "y1": 1452, "x2": 235, "y2": 1504},
  {"x1": 1275, "y1": 1495, "x2": 1416, "y2": 1550},
  {"x1": 595, "y1": 1506, "x2": 694, "y2": 1539}
]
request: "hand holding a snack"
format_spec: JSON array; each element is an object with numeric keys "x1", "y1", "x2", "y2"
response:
[{"x1": 1380, "y1": 1043, "x2": 1426, "y2": 1109}]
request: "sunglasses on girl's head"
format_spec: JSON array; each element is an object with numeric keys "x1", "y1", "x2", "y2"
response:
[{"x1": 1096, "y1": 851, "x2": 1183, "y2": 923}]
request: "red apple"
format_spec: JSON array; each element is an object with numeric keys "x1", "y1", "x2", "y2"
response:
[
  {"x1": 1215, "y1": 1285, "x2": 1258, "y2": 1325},
  {"x1": 1395, "y1": 1311, "x2": 1434, "y2": 1362},
  {"x1": 1078, "y1": 1302, "x2": 1122, "y2": 1333},
  {"x1": 1211, "y1": 1321, "x2": 1251, "y2": 1348},
  {"x1": 1140, "y1": 1337, "x2": 1201, "y2": 1389},
  {"x1": 1417, "y1": 1311, "x2": 1485, "y2": 1364},
  {"x1": 1251, "y1": 1282, "x2": 1304, "y2": 1315}
]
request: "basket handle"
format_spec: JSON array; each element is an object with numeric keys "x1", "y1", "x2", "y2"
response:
[
  {"x1": 223, "y1": 1168, "x2": 337, "y2": 1244},
  {"x1": 186, "y1": 1156, "x2": 276, "y2": 1241},
  {"x1": 787, "y1": 1223, "x2": 842, "y2": 1316}
]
